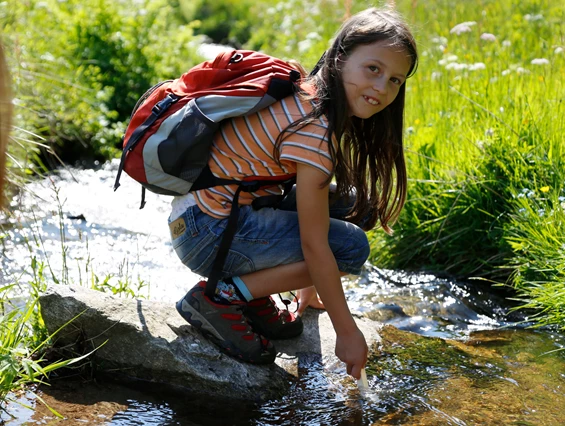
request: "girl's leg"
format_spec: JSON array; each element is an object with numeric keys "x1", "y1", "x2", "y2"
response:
[
  {"x1": 234, "y1": 184, "x2": 367, "y2": 299},
  {"x1": 194, "y1": 203, "x2": 369, "y2": 283},
  {"x1": 238, "y1": 260, "x2": 348, "y2": 299},
  {"x1": 172, "y1": 185, "x2": 369, "y2": 298}
]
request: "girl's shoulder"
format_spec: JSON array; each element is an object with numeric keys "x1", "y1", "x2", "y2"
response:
[{"x1": 274, "y1": 83, "x2": 320, "y2": 119}]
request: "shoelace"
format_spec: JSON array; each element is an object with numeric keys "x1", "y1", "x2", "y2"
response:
[
  {"x1": 277, "y1": 291, "x2": 299, "y2": 315},
  {"x1": 232, "y1": 305, "x2": 271, "y2": 349}
]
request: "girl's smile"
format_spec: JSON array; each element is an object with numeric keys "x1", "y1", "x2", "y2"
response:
[{"x1": 341, "y1": 41, "x2": 412, "y2": 118}]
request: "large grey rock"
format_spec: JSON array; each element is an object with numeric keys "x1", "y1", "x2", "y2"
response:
[{"x1": 39, "y1": 284, "x2": 382, "y2": 402}]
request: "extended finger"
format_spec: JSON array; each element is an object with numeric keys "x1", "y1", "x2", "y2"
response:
[{"x1": 350, "y1": 363, "x2": 361, "y2": 380}]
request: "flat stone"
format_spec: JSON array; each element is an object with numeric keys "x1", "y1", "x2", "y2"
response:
[{"x1": 39, "y1": 284, "x2": 382, "y2": 402}]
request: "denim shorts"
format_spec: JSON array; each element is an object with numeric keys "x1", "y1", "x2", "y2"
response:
[{"x1": 169, "y1": 187, "x2": 370, "y2": 279}]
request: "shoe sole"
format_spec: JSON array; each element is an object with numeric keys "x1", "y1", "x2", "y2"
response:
[{"x1": 249, "y1": 320, "x2": 303, "y2": 340}]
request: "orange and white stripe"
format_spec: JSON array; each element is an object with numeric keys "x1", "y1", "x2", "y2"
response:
[{"x1": 194, "y1": 93, "x2": 333, "y2": 218}]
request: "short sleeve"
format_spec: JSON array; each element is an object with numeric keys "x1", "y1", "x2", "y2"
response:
[{"x1": 279, "y1": 121, "x2": 333, "y2": 176}]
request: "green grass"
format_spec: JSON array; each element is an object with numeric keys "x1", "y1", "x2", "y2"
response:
[
  {"x1": 0, "y1": 262, "x2": 94, "y2": 419},
  {"x1": 367, "y1": 0, "x2": 565, "y2": 328}
]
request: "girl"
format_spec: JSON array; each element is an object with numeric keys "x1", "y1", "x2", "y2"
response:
[{"x1": 170, "y1": 7, "x2": 418, "y2": 379}]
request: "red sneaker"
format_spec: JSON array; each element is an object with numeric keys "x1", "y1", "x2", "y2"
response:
[
  {"x1": 244, "y1": 296, "x2": 303, "y2": 340},
  {"x1": 176, "y1": 281, "x2": 276, "y2": 364}
]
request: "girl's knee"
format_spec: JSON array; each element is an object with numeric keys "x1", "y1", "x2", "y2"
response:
[
  {"x1": 351, "y1": 230, "x2": 371, "y2": 268},
  {"x1": 332, "y1": 226, "x2": 370, "y2": 275}
]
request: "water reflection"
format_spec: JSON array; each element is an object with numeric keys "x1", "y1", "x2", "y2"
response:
[{"x1": 345, "y1": 266, "x2": 522, "y2": 339}]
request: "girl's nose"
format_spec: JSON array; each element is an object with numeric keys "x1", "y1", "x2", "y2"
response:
[{"x1": 373, "y1": 78, "x2": 387, "y2": 94}]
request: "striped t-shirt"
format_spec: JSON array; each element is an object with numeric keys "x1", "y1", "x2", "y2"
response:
[{"x1": 191, "y1": 92, "x2": 333, "y2": 219}]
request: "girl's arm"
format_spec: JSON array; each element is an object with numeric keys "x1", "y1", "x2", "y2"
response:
[{"x1": 295, "y1": 162, "x2": 368, "y2": 379}]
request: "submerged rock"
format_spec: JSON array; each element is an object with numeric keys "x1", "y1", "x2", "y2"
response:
[{"x1": 39, "y1": 284, "x2": 382, "y2": 402}]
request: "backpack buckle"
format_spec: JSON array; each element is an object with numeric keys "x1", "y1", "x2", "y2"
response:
[
  {"x1": 152, "y1": 94, "x2": 179, "y2": 116},
  {"x1": 240, "y1": 180, "x2": 261, "y2": 193},
  {"x1": 230, "y1": 52, "x2": 244, "y2": 63}
]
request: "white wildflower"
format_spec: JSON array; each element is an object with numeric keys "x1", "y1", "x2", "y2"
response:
[
  {"x1": 40, "y1": 53, "x2": 55, "y2": 62},
  {"x1": 450, "y1": 21, "x2": 476, "y2": 35},
  {"x1": 485, "y1": 128, "x2": 494, "y2": 137},
  {"x1": 445, "y1": 62, "x2": 468, "y2": 71},
  {"x1": 516, "y1": 67, "x2": 529, "y2": 74},
  {"x1": 524, "y1": 14, "x2": 544, "y2": 22},
  {"x1": 431, "y1": 36, "x2": 448, "y2": 45},
  {"x1": 554, "y1": 47, "x2": 564, "y2": 55},
  {"x1": 501, "y1": 69, "x2": 511, "y2": 76},
  {"x1": 305, "y1": 32, "x2": 321, "y2": 41},
  {"x1": 530, "y1": 58, "x2": 550, "y2": 65},
  {"x1": 502, "y1": 40, "x2": 511, "y2": 47},
  {"x1": 438, "y1": 55, "x2": 458, "y2": 66},
  {"x1": 298, "y1": 39, "x2": 313, "y2": 53},
  {"x1": 431, "y1": 71, "x2": 442, "y2": 80},
  {"x1": 518, "y1": 188, "x2": 535, "y2": 199},
  {"x1": 437, "y1": 45, "x2": 446, "y2": 52},
  {"x1": 469, "y1": 62, "x2": 486, "y2": 71},
  {"x1": 480, "y1": 33, "x2": 497, "y2": 42},
  {"x1": 500, "y1": 107, "x2": 504, "y2": 113},
  {"x1": 406, "y1": 127, "x2": 415, "y2": 135},
  {"x1": 281, "y1": 15, "x2": 292, "y2": 32}
]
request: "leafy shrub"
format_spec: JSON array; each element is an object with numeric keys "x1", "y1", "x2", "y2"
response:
[
  {"x1": 2, "y1": 0, "x2": 202, "y2": 165},
  {"x1": 178, "y1": 0, "x2": 257, "y2": 47}
]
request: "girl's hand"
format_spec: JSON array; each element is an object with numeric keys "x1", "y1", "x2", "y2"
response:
[
  {"x1": 335, "y1": 327, "x2": 368, "y2": 380},
  {"x1": 296, "y1": 286, "x2": 325, "y2": 316}
]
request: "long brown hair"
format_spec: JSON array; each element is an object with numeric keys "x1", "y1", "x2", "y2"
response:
[
  {"x1": 277, "y1": 8, "x2": 418, "y2": 234},
  {"x1": 0, "y1": 42, "x2": 12, "y2": 209}
]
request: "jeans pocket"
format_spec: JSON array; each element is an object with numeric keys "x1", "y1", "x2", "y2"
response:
[{"x1": 174, "y1": 229, "x2": 217, "y2": 270}]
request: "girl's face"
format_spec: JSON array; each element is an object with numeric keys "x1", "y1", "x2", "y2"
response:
[{"x1": 341, "y1": 40, "x2": 412, "y2": 119}]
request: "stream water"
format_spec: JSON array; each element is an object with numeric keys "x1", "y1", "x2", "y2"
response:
[{"x1": 1, "y1": 161, "x2": 565, "y2": 425}]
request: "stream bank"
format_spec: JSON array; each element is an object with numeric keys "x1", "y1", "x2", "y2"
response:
[{"x1": 1, "y1": 162, "x2": 564, "y2": 425}]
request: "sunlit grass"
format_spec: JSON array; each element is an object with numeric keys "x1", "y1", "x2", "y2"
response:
[{"x1": 367, "y1": 0, "x2": 565, "y2": 328}]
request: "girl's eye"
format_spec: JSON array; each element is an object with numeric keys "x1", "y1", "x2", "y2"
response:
[
  {"x1": 391, "y1": 77, "x2": 402, "y2": 85},
  {"x1": 368, "y1": 65, "x2": 380, "y2": 73}
]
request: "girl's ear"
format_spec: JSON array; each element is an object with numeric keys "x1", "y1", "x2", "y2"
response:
[{"x1": 336, "y1": 53, "x2": 345, "y2": 68}]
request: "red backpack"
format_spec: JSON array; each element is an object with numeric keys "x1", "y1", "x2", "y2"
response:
[
  {"x1": 114, "y1": 50, "x2": 300, "y2": 204},
  {"x1": 114, "y1": 50, "x2": 300, "y2": 297}
]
